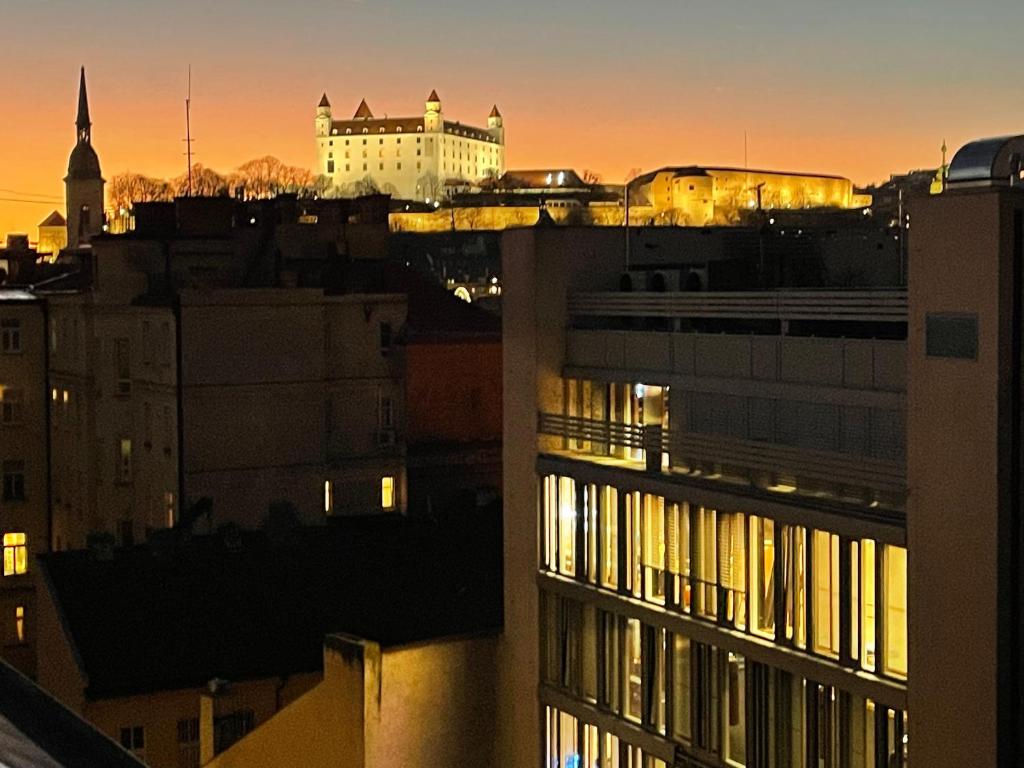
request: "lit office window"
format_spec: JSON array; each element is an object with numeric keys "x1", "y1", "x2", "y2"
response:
[
  {"x1": 2, "y1": 533, "x2": 27, "y2": 576},
  {"x1": 164, "y1": 491, "x2": 176, "y2": 528},
  {"x1": 860, "y1": 540, "x2": 877, "y2": 671},
  {"x1": 749, "y1": 516, "x2": 775, "y2": 639},
  {"x1": 718, "y1": 513, "x2": 747, "y2": 630},
  {"x1": 782, "y1": 525, "x2": 807, "y2": 649},
  {"x1": 884, "y1": 545, "x2": 908, "y2": 678},
  {"x1": 585, "y1": 483, "x2": 598, "y2": 584},
  {"x1": 558, "y1": 476, "x2": 577, "y2": 576},
  {"x1": 812, "y1": 530, "x2": 840, "y2": 658},
  {"x1": 694, "y1": 507, "x2": 718, "y2": 618},
  {"x1": 597, "y1": 494, "x2": 619, "y2": 593},
  {"x1": 668, "y1": 502, "x2": 691, "y2": 612},
  {"x1": 642, "y1": 494, "x2": 666, "y2": 604},
  {"x1": 543, "y1": 475, "x2": 557, "y2": 571},
  {"x1": 380, "y1": 476, "x2": 396, "y2": 511},
  {"x1": 624, "y1": 492, "x2": 642, "y2": 597}
]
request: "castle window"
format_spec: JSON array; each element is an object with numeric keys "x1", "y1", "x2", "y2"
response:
[
  {"x1": 328, "y1": 152, "x2": 333, "y2": 159},
  {"x1": 397, "y1": 163, "x2": 402, "y2": 170},
  {"x1": 417, "y1": 162, "x2": 421, "y2": 171},
  {"x1": 346, "y1": 129, "x2": 352, "y2": 135},
  {"x1": 362, "y1": 128, "x2": 368, "y2": 134},
  {"x1": 417, "y1": 137, "x2": 421, "y2": 143},
  {"x1": 417, "y1": 126, "x2": 423, "y2": 132},
  {"x1": 362, "y1": 150, "x2": 367, "y2": 158},
  {"x1": 379, "y1": 128, "x2": 385, "y2": 134},
  {"x1": 379, "y1": 163, "x2": 384, "y2": 171},
  {"x1": 380, "y1": 138, "x2": 384, "y2": 145},
  {"x1": 329, "y1": 140, "x2": 333, "y2": 146},
  {"x1": 345, "y1": 164, "x2": 350, "y2": 171},
  {"x1": 417, "y1": 149, "x2": 421, "y2": 156},
  {"x1": 396, "y1": 126, "x2": 402, "y2": 133},
  {"x1": 363, "y1": 163, "x2": 368, "y2": 171},
  {"x1": 327, "y1": 160, "x2": 335, "y2": 174},
  {"x1": 332, "y1": 129, "x2": 338, "y2": 135},
  {"x1": 345, "y1": 139, "x2": 350, "y2": 146},
  {"x1": 362, "y1": 139, "x2": 367, "y2": 145},
  {"x1": 345, "y1": 151, "x2": 350, "y2": 159},
  {"x1": 396, "y1": 138, "x2": 401, "y2": 144}
]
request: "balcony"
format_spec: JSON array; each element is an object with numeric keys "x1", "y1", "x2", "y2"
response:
[
  {"x1": 538, "y1": 412, "x2": 905, "y2": 515},
  {"x1": 569, "y1": 290, "x2": 907, "y2": 326}
]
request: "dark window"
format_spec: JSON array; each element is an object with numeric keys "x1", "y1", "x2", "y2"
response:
[
  {"x1": 327, "y1": 160, "x2": 335, "y2": 174},
  {"x1": 214, "y1": 710, "x2": 254, "y2": 754},
  {"x1": 0, "y1": 319, "x2": 21, "y2": 354},
  {"x1": 2, "y1": 461, "x2": 25, "y2": 501},
  {"x1": 120, "y1": 725, "x2": 145, "y2": 755},
  {"x1": 380, "y1": 322, "x2": 393, "y2": 354},
  {"x1": 926, "y1": 313, "x2": 978, "y2": 359}
]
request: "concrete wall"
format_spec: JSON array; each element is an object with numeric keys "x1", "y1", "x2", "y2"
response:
[
  {"x1": 371, "y1": 636, "x2": 498, "y2": 768},
  {"x1": 405, "y1": 340, "x2": 502, "y2": 445},
  {"x1": 907, "y1": 187, "x2": 1023, "y2": 767},
  {"x1": 208, "y1": 633, "x2": 498, "y2": 768}
]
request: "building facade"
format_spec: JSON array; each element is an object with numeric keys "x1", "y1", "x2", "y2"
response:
[
  {"x1": 500, "y1": 226, "x2": 909, "y2": 768},
  {"x1": 0, "y1": 290, "x2": 48, "y2": 679},
  {"x1": 315, "y1": 91, "x2": 505, "y2": 201}
]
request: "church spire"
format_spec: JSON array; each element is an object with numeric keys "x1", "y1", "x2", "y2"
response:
[{"x1": 76, "y1": 66, "x2": 91, "y2": 144}]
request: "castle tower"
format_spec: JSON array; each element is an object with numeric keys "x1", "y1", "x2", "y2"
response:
[
  {"x1": 315, "y1": 93, "x2": 332, "y2": 137},
  {"x1": 488, "y1": 104, "x2": 504, "y2": 142},
  {"x1": 65, "y1": 67, "x2": 104, "y2": 248},
  {"x1": 424, "y1": 89, "x2": 442, "y2": 133}
]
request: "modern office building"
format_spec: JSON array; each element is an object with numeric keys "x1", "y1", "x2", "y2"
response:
[{"x1": 500, "y1": 223, "x2": 909, "y2": 767}]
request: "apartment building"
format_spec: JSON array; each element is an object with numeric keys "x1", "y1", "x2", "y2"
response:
[
  {"x1": 500, "y1": 224, "x2": 909, "y2": 768},
  {"x1": 0, "y1": 290, "x2": 48, "y2": 679}
]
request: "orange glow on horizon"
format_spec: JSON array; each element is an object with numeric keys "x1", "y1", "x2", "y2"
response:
[{"x1": 1, "y1": 67, "x2": 1017, "y2": 240}]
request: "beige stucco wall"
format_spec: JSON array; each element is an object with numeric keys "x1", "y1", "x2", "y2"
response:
[
  {"x1": 209, "y1": 633, "x2": 499, "y2": 768},
  {"x1": 371, "y1": 636, "x2": 498, "y2": 768},
  {"x1": 907, "y1": 188, "x2": 1020, "y2": 767}
]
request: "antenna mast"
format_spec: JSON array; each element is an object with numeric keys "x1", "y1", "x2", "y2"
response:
[{"x1": 184, "y1": 66, "x2": 194, "y2": 197}]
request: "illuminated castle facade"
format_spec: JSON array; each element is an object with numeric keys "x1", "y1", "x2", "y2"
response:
[{"x1": 315, "y1": 91, "x2": 505, "y2": 201}]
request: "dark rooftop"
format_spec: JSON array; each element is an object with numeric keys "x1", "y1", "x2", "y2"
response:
[
  {"x1": 0, "y1": 659, "x2": 144, "y2": 767},
  {"x1": 41, "y1": 508, "x2": 502, "y2": 700}
]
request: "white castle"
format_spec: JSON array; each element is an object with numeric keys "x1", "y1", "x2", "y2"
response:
[{"x1": 315, "y1": 90, "x2": 505, "y2": 201}]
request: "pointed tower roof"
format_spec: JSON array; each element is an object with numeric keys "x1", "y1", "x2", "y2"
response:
[
  {"x1": 39, "y1": 210, "x2": 67, "y2": 228},
  {"x1": 353, "y1": 99, "x2": 373, "y2": 119},
  {"x1": 67, "y1": 67, "x2": 101, "y2": 181},
  {"x1": 76, "y1": 67, "x2": 91, "y2": 133},
  {"x1": 318, "y1": 93, "x2": 331, "y2": 108},
  {"x1": 489, "y1": 104, "x2": 501, "y2": 118},
  {"x1": 427, "y1": 89, "x2": 440, "y2": 102}
]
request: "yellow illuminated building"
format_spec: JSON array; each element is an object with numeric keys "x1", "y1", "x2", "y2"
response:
[{"x1": 637, "y1": 166, "x2": 868, "y2": 225}]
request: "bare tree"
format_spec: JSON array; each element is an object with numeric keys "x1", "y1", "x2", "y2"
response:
[
  {"x1": 354, "y1": 176, "x2": 381, "y2": 196},
  {"x1": 171, "y1": 164, "x2": 228, "y2": 197},
  {"x1": 581, "y1": 169, "x2": 603, "y2": 185},
  {"x1": 416, "y1": 172, "x2": 443, "y2": 202},
  {"x1": 108, "y1": 172, "x2": 173, "y2": 212}
]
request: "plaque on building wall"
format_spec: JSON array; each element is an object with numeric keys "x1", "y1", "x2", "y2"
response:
[{"x1": 925, "y1": 313, "x2": 978, "y2": 360}]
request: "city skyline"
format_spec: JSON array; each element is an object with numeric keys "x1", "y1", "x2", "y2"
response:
[{"x1": 3, "y1": 0, "x2": 1023, "y2": 238}]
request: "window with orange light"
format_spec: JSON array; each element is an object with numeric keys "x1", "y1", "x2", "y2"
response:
[{"x1": 3, "y1": 533, "x2": 27, "y2": 576}]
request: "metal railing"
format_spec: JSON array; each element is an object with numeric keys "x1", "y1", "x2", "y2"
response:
[
  {"x1": 538, "y1": 412, "x2": 905, "y2": 497},
  {"x1": 568, "y1": 290, "x2": 908, "y2": 324}
]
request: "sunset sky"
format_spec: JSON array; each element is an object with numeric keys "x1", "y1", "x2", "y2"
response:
[{"x1": 2, "y1": 0, "x2": 1022, "y2": 239}]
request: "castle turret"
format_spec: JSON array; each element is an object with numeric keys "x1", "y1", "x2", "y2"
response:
[
  {"x1": 65, "y1": 67, "x2": 104, "y2": 248},
  {"x1": 315, "y1": 93, "x2": 332, "y2": 137},
  {"x1": 488, "y1": 104, "x2": 504, "y2": 142},
  {"x1": 424, "y1": 89, "x2": 442, "y2": 132}
]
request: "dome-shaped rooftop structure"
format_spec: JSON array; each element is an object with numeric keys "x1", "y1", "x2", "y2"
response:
[
  {"x1": 67, "y1": 141, "x2": 101, "y2": 180},
  {"x1": 948, "y1": 135, "x2": 1024, "y2": 188}
]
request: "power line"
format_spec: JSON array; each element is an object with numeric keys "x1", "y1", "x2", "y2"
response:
[
  {"x1": 0, "y1": 197, "x2": 63, "y2": 205},
  {"x1": 0, "y1": 188, "x2": 62, "y2": 201}
]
